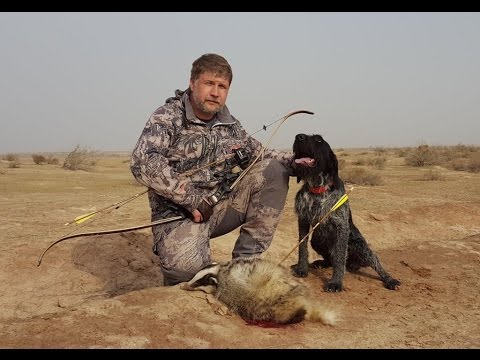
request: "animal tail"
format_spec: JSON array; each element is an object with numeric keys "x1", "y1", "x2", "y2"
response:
[{"x1": 305, "y1": 304, "x2": 338, "y2": 326}]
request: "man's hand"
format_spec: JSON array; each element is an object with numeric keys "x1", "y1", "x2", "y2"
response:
[
  {"x1": 192, "y1": 199, "x2": 214, "y2": 223},
  {"x1": 191, "y1": 209, "x2": 203, "y2": 223}
]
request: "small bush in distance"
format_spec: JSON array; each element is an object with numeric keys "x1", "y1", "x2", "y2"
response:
[
  {"x1": 32, "y1": 154, "x2": 47, "y2": 165},
  {"x1": 62, "y1": 145, "x2": 98, "y2": 171}
]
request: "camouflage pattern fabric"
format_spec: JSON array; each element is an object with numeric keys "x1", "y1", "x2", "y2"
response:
[
  {"x1": 153, "y1": 158, "x2": 289, "y2": 285},
  {"x1": 131, "y1": 88, "x2": 295, "y2": 285}
]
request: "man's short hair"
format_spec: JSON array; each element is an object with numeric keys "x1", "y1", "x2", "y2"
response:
[{"x1": 190, "y1": 53, "x2": 233, "y2": 85}]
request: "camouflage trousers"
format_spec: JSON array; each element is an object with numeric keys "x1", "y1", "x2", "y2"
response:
[{"x1": 151, "y1": 159, "x2": 290, "y2": 286}]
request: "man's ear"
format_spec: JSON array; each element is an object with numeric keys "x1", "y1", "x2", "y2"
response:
[{"x1": 189, "y1": 79, "x2": 194, "y2": 92}]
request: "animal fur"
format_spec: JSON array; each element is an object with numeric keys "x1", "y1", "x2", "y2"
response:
[
  {"x1": 182, "y1": 256, "x2": 336, "y2": 325},
  {"x1": 292, "y1": 133, "x2": 400, "y2": 292}
]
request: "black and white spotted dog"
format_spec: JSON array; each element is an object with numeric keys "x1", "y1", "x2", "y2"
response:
[{"x1": 291, "y1": 133, "x2": 400, "y2": 292}]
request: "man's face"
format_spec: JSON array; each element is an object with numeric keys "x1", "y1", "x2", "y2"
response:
[{"x1": 189, "y1": 71, "x2": 230, "y2": 121}]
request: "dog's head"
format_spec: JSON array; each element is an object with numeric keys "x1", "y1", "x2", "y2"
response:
[{"x1": 293, "y1": 133, "x2": 340, "y2": 188}]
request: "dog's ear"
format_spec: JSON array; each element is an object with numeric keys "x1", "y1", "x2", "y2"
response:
[{"x1": 327, "y1": 149, "x2": 341, "y2": 189}]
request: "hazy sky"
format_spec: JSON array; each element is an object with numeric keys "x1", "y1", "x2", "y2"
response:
[{"x1": 1, "y1": 12, "x2": 479, "y2": 153}]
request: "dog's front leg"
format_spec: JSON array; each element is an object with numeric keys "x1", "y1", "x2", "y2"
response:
[
  {"x1": 291, "y1": 218, "x2": 310, "y2": 277},
  {"x1": 326, "y1": 226, "x2": 349, "y2": 292}
]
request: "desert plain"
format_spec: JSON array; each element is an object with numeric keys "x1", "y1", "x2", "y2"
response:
[{"x1": 0, "y1": 146, "x2": 479, "y2": 348}]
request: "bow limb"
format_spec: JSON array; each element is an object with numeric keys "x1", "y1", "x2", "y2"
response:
[
  {"x1": 36, "y1": 215, "x2": 184, "y2": 267},
  {"x1": 230, "y1": 109, "x2": 314, "y2": 189},
  {"x1": 262, "y1": 110, "x2": 314, "y2": 151}
]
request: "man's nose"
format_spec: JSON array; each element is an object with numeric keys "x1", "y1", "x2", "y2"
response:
[{"x1": 210, "y1": 85, "x2": 219, "y2": 96}]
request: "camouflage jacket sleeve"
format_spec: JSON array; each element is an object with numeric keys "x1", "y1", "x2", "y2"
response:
[
  {"x1": 262, "y1": 148, "x2": 296, "y2": 176},
  {"x1": 130, "y1": 107, "x2": 203, "y2": 214}
]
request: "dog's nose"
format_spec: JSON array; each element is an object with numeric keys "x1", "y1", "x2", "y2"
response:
[{"x1": 295, "y1": 134, "x2": 307, "y2": 142}]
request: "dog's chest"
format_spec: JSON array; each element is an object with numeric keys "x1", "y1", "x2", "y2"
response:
[{"x1": 295, "y1": 190, "x2": 332, "y2": 223}]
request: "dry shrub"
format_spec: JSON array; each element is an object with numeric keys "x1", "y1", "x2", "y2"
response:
[
  {"x1": 46, "y1": 155, "x2": 59, "y2": 165},
  {"x1": 2, "y1": 153, "x2": 20, "y2": 168},
  {"x1": 437, "y1": 144, "x2": 480, "y2": 173},
  {"x1": 451, "y1": 154, "x2": 480, "y2": 173},
  {"x1": 441, "y1": 147, "x2": 459, "y2": 162},
  {"x1": 374, "y1": 146, "x2": 387, "y2": 155},
  {"x1": 367, "y1": 156, "x2": 386, "y2": 170},
  {"x1": 337, "y1": 152, "x2": 349, "y2": 159},
  {"x1": 32, "y1": 154, "x2": 47, "y2": 165},
  {"x1": 63, "y1": 145, "x2": 98, "y2": 171},
  {"x1": 340, "y1": 167, "x2": 383, "y2": 186},
  {"x1": 402, "y1": 143, "x2": 479, "y2": 173},
  {"x1": 395, "y1": 148, "x2": 408, "y2": 158},
  {"x1": 8, "y1": 159, "x2": 20, "y2": 168},
  {"x1": 450, "y1": 158, "x2": 470, "y2": 172},
  {"x1": 421, "y1": 169, "x2": 445, "y2": 181},
  {"x1": 405, "y1": 144, "x2": 436, "y2": 167},
  {"x1": 452, "y1": 143, "x2": 478, "y2": 156},
  {"x1": 466, "y1": 153, "x2": 480, "y2": 173},
  {"x1": 353, "y1": 158, "x2": 366, "y2": 166},
  {"x1": 3, "y1": 153, "x2": 18, "y2": 162}
]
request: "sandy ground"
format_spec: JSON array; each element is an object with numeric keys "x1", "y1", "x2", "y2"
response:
[{"x1": 0, "y1": 154, "x2": 479, "y2": 348}]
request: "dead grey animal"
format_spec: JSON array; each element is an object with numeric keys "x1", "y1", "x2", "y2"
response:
[
  {"x1": 182, "y1": 256, "x2": 337, "y2": 325},
  {"x1": 292, "y1": 133, "x2": 400, "y2": 292}
]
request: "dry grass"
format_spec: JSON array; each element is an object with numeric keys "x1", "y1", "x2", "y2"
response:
[
  {"x1": 2, "y1": 153, "x2": 18, "y2": 162},
  {"x1": 403, "y1": 143, "x2": 480, "y2": 172},
  {"x1": 420, "y1": 168, "x2": 446, "y2": 181},
  {"x1": 340, "y1": 166, "x2": 383, "y2": 186}
]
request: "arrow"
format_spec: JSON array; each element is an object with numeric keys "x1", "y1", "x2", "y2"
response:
[
  {"x1": 64, "y1": 189, "x2": 149, "y2": 226},
  {"x1": 331, "y1": 193, "x2": 349, "y2": 212},
  {"x1": 72, "y1": 212, "x2": 96, "y2": 224},
  {"x1": 278, "y1": 187, "x2": 354, "y2": 266}
]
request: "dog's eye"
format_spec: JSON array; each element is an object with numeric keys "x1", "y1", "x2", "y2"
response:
[{"x1": 314, "y1": 135, "x2": 324, "y2": 143}]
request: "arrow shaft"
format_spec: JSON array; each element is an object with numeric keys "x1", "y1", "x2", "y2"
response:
[
  {"x1": 278, "y1": 187, "x2": 353, "y2": 266},
  {"x1": 65, "y1": 189, "x2": 149, "y2": 225}
]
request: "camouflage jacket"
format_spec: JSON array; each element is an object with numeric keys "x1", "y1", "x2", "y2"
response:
[{"x1": 130, "y1": 89, "x2": 295, "y2": 215}]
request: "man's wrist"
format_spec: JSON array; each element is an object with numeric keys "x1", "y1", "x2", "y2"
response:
[{"x1": 196, "y1": 198, "x2": 214, "y2": 222}]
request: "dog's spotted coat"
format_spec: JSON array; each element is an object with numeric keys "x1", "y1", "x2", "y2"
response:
[{"x1": 292, "y1": 133, "x2": 400, "y2": 292}]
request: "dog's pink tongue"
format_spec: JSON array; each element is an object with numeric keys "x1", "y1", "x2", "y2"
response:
[{"x1": 295, "y1": 157, "x2": 315, "y2": 167}]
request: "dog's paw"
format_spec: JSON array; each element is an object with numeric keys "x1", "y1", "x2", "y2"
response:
[
  {"x1": 291, "y1": 263, "x2": 309, "y2": 277},
  {"x1": 384, "y1": 278, "x2": 401, "y2": 290},
  {"x1": 324, "y1": 281, "x2": 343, "y2": 292}
]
